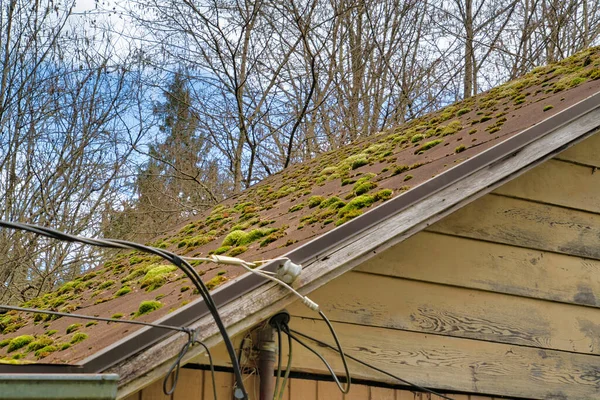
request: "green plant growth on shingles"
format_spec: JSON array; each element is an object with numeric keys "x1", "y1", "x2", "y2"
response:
[
  {"x1": 27, "y1": 336, "x2": 53, "y2": 351},
  {"x1": 205, "y1": 276, "x2": 227, "y2": 290},
  {"x1": 35, "y1": 345, "x2": 57, "y2": 359},
  {"x1": 70, "y1": 333, "x2": 88, "y2": 344},
  {"x1": 140, "y1": 265, "x2": 178, "y2": 292},
  {"x1": 135, "y1": 301, "x2": 163, "y2": 318},
  {"x1": 66, "y1": 324, "x2": 81, "y2": 334},
  {"x1": 415, "y1": 139, "x2": 443, "y2": 154},
  {"x1": 115, "y1": 286, "x2": 132, "y2": 297},
  {"x1": 7, "y1": 335, "x2": 34, "y2": 353},
  {"x1": 5, "y1": 48, "x2": 600, "y2": 338}
]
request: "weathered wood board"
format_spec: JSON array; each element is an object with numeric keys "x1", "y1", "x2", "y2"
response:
[
  {"x1": 357, "y1": 231, "x2": 600, "y2": 308},
  {"x1": 285, "y1": 318, "x2": 600, "y2": 399},
  {"x1": 555, "y1": 131, "x2": 600, "y2": 167},
  {"x1": 287, "y1": 271, "x2": 600, "y2": 355},
  {"x1": 493, "y1": 159, "x2": 600, "y2": 214},
  {"x1": 427, "y1": 194, "x2": 600, "y2": 260}
]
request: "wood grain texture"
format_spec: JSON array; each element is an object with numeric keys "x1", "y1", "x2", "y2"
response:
[
  {"x1": 493, "y1": 159, "x2": 600, "y2": 214},
  {"x1": 317, "y1": 380, "x2": 343, "y2": 400},
  {"x1": 140, "y1": 379, "x2": 171, "y2": 400},
  {"x1": 357, "y1": 231, "x2": 600, "y2": 308},
  {"x1": 287, "y1": 272, "x2": 600, "y2": 355},
  {"x1": 428, "y1": 193, "x2": 600, "y2": 260},
  {"x1": 555, "y1": 130, "x2": 600, "y2": 167},
  {"x1": 369, "y1": 386, "x2": 395, "y2": 400},
  {"x1": 173, "y1": 369, "x2": 202, "y2": 400},
  {"x1": 286, "y1": 318, "x2": 600, "y2": 399},
  {"x1": 203, "y1": 371, "x2": 232, "y2": 399},
  {"x1": 289, "y1": 378, "x2": 317, "y2": 400},
  {"x1": 113, "y1": 105, "x2": 600, "y2": 399}
]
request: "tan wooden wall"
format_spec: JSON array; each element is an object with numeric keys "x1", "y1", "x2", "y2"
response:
[{"x1": 127, "y1": 369, "x2": 501, "y2": 400}]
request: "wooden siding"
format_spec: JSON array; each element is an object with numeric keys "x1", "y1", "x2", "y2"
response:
[{"x1": 129, "y1": 369, "x2": 501, "y2": 400}]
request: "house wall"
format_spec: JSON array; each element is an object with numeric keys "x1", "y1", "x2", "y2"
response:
[{"x1": 126, "y1": 368, "x2": 499, "y2": 400}]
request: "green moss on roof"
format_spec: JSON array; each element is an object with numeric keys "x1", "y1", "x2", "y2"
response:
[{"x1": 3, "y1": 48, "x2": 600, "y2": 356}]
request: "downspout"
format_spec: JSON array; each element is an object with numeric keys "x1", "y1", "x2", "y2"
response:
[{"x1": 258, "y1": 326, "x2": 277, "y2": 400}]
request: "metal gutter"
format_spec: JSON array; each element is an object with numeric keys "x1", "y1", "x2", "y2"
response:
[
  {"x1": 82, "y1": 90, "x2": 600, "y2": 374},
  {"x1": 0, "y1": 364, "x2": 83, "y2": 374},
  {"x1": 0, "y1": 374, "x2": 118, "y2": 399}
]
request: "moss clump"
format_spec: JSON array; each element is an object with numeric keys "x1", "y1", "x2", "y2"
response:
[
  {"x1": 455, "y1": 145, "x2": 467, "y2": 153},
  {"x1": 35, "y1": 345, "x2": 57, "y2": 359},
  {"x1": 229, "y1": 246, "x2": 248, "y2": 257},
  {"x1": 121, "y1": 266, "x2": 149, "y2": 283},
  {"x1": 415, "y1": 139, "x2": 443, "y2": 154},
  {"x1": 45, "y1": 329, "x2": 58, "y2": 336},
  {"x1": 411, "y1": 133, "x2": 424, "y2": 143},
  {"x1": 391, "y1": 165, "x2": 409, "y2": 176},
  {"x1": 335, "y1": 209, "x2": 363, "y2": 226},
  {"x1": 115, "y1": 286, "x2": 132, "y2": 297},
  {"x1": 66, "y1": 324, "x2": 82, "y2": 334},
  {"x1": 7, "y1": 335, "x2": 34, "y2": 353},
  {"x1": 60, "y1": 343, "x2": 71, "y2": 351},
  {"x1": 85, "y1": 321, "x2": 97, "y2": 328},
  {"x1": 140, "y1": 265, "x2": 177, "y2": 291},
  {"x1": 213, "y1": 246, "x2": 231, "y2": 255},
  {"x1": 205, "y1": 276, "x2": 227, "y2": 290},
  {"x1": 222, "y1": 230, "x2": 247, "y2": 246},
  {"x1": 27, "y1": 336, "x2": 54, "y2": 351},
  {"x1": 468, "y1": 129, "x2": 477, "y2": 135},
  {"x1": 353, "y1": 180, "x2": 377, "y2": 196},
  {"x1": 97, "y1": 280, "x2": 115, "y2": 290},
  {"x1": 350, "y1": 157, "x2": 369, "y2": 169},
  {"x1": 0, "y1": 338, "x2": 11, "y2": 348},
  {"x1": 288, "y1": 203, "x2": 305, "y2": 212},
  {"x1": 440, "y1": 120, "x2": 462, "y2": 136},
  {"x1": 338, "y1": 195, "x2": 375, "y2": 219},
  {"x1": 57, "y1": 281, "x2": 78, "y2": 295},
  {"x1": 374, "y1": 189, "x2": 393, "y2": 201},
  {"x1": 479, "y1": 116, "x2": 492, "y2": 123},
  {"x1": 543, "y1": 105, "x2": 554, "y2": 112},
  {"x1": 70, "y1": 333, "x2": 88, "y2": 344},
  {"x1": 404, "y1": 175, "x2": 413, "y2": 182},
  {"x1": 456, "y1": 108, "x2": 471, "y2": 116},
  {"x1": 135, "y1": 301, "x2": 163, "y2": 317},
  {"x1": 180, "y1": 286, "x2": 190, "y2": 293},
  {"x1": 319, "y1": 196, "x2": 345, "y2": 209},
  {"x1": 111, "y1": 313, "x2": 123, "y2": 319},
  {"x1": 308, "y1": 196, "x2": 325, "y2": 208}
]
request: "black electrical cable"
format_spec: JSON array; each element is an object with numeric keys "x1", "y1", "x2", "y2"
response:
[
  {"x1": 276, "y1": 324, "x2": 293, "y2": 400},
  {"x1": 289, "y1": 329, "x2": 455, "y2": 400},
  {"x1": 0, "y1": 220, "x2": 248, "y2": 400},
  {"x1": 0, "y1": 305, "x2": 190, "y2": 333},
  {"x1": 273, "y1": 324, "x2": 283, "y2": 399},
  {"x1": 285, "y1": 330, "x2": 350, "y2": 394},
  {"x1": 163, "y1": 332, "x2": 217, "y2": 400}
]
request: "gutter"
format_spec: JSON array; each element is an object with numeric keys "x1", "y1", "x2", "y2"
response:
[
  {"x1": 0, "y1": 374, "x2": 118, "y2": 399},
  {"x1": 81, "y1": 90, "x2": 600, "y2": 374}
]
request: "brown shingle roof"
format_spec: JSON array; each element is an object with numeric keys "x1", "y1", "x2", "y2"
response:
[{"x1": 2, "y1": 47, "x2": 600, "y2": 365}]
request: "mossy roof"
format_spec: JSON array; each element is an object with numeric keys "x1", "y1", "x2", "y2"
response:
[{"x1": 2, "y1": 47, "x2": 600, "y2": 365}]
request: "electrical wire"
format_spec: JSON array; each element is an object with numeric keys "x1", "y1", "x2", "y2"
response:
[
  {"x1": 276, "y1": 324, "x2": 293, "y2": 400},
  {"x1": 289, "y1": 329, "x2": 455, "y2": 400},
  {"x1": 0, "y1": 220, "x2": 248, "y2": 400},
  {"x1": 274, "y1": 324, "x2": 283, "y2": 400},
  {"x1": 182, "y1": 256, "x2": 320, "y2": 312},
  {"x1": 0, "y1": 305, "x2": 190, "y2": 333},
  {"x1": 0, "y1": 304, "x2": 218, "y2": 399}
]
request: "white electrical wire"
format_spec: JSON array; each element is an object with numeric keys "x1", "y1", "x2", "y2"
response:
[{"x1": 181, "y1": 255, "x2": 320, "y2": 311}]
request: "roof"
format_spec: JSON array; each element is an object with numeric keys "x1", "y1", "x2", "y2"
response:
[{"x1": 1, "y1": 47, "x2": 600, "y2": 372}]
